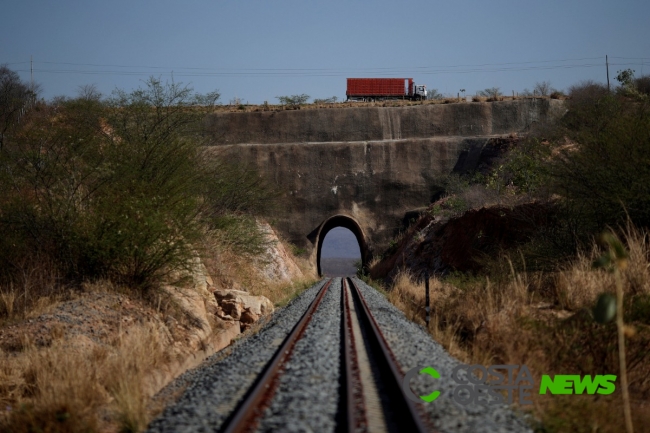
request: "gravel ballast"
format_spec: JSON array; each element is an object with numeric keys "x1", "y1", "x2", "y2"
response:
[
  {"x1": 257, "y1": 278, "x2": 342, "y2": 433},
  {"x1": 351, "y1": 277, "x2": 533, "y2": 433},
  {"x1": 146, "y1": 279, "x2": 329, "y2": 433},
  {"x1": 148, "y1": 277, "x2": 533, "y2": 432}
]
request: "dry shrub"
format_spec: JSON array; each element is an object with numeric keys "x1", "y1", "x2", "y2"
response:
[
  {"x1": 636, "y1": 75, "x2": 650, "y2": 96},
  {"x1": 567, "y1": 79, "x2": 609, "y2": 106},
  {"x1": 0, "y1": 256, "x2": 63, "y2": 324},
  {"x1": 556, "y1": 223, "x2": 650, "y2": 310}
]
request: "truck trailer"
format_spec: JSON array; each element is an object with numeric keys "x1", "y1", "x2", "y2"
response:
[{"x1": 346, "y1": 78, "x2": 427, "y2": 101}]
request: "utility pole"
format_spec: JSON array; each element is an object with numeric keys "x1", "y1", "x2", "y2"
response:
[
  {"x1": 606, "y1": 55, "x2": 610, "y2": 92},
  {"x1": 424, "y1": 272, "x2": 430, "y2": 327},
  {"x1": 30, "y1": 55, "x2": 33, "y2": 90}
]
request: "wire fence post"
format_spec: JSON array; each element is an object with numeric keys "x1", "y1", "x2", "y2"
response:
[{"x1": 424, "y1": 272, "x2": 430, "y2": 327}]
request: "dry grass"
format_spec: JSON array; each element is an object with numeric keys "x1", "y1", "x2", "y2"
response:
[
  {"x1": 201, "y1": 233, "x2": 318, "y2": 307},
  {"x1": 0, "y1": 231, "x2": 315, "y2": 433},
  {"x1": 0, "y1": 257, "x2": 66, "y2": 326},
  {"x1": 210, "y1": 95, "x2": 549, "y2": 113},
  {"x1": 0, "y1": 289, "x2": 17, "y2": 319},
  {"x1": 0, "y1": 321, "x2": 170, "y2": 433},
  {"x1": 385, "y1": 226, "x2": 650, "y2": 432}
]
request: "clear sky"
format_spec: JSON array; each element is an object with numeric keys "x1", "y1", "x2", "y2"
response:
[
  {"x1": 2, "y1": 0, "x2": 649, "y2": 103},
  {"x1": 322, "y1": 228, "x2": 361, "y2": 259}
]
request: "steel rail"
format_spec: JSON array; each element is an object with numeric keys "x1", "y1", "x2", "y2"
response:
[
  {"x1": 342, "y1": 278, "x2": 367, "y2": 432},
  {"x1": 346, "y1": 277, "x2": 433, "y2": 433},
  {"x1": 220, "y1": 278, "x2": 333, "y2": 433}
]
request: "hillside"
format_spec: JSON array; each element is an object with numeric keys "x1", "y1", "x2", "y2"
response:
[{"x1": 365, "y1": 86, "x2": 650, "y2": 431}]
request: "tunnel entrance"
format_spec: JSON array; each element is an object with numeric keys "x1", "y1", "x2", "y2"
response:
[
  {"x1": 314, "y1": 215, "x2": 369, "y2": 277},
  {"x1": 320, "y1": 227, "x2": 361, "y2": 276}
]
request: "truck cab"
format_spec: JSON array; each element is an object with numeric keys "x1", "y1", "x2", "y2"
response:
[{"x1": 413, "y1": 84, "x2": 427, "y2": 100}]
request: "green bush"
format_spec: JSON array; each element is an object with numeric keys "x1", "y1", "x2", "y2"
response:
[
  {"x1": 477, "y1": 82, "x2": 650, "y2": 267},
  {"x1": 636, "y1": 75, "x2": 650, "y2": 96},
  {"x1": 485, "y1": 138, "x2": 552, "y2": 195},
  {"x1": 0, "y1": 75, "x2": 275, "y2": 292},
  {"x1": 552, "y1": 94, "x2": 650, "y2": 236},
  {"x1": 276, "y1": 94, "x2": 310, "y2": 106}
]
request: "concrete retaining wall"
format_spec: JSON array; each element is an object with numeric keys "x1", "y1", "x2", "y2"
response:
[
  {"x1": 206, "y1": 99, "x2": 565, "y2": 145},
  {"x1": 206, "y1": 136, "x2": 490, "y2": 253}
]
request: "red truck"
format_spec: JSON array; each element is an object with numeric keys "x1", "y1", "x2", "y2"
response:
[{"x1": 346, "y1": 78, "x2": 428, "y2": 101}]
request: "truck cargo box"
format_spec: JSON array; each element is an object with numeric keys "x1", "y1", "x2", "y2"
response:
[{"x1": 346, "y1": 78, "x2": 412, "y2": 97}]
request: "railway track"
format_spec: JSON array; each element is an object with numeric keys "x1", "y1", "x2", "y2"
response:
[
  {"x1": 342, "y1": 278, "x2": 431, "y2": 432},
  {"x1": 147, "y1": 278, "x2": 531, "y2": 433},
  {"x1": 218, "y1": 277, "x2": 431, "y2": 433}
]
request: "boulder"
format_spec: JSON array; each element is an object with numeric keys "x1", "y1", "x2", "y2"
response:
[
  {"x1": 214, "y1": 289, "x2": 274, "y2": 317},
  {"x1": 219, "y1": 299, "x2": 243, "y2": 320},
  {"x1": 240, "y1": 308, "x2": 260, "y2": 324}
]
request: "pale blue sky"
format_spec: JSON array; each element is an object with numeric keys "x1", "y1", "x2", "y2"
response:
[
  {"x1": 322, "y1": 227, "x2": 361, "y2": 259},
  {"x1": 2, "y1": 0, "x2": 649, "y2": 103}
]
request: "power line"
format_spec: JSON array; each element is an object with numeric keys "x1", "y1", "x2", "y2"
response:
[
  {"x1": 610, "y1": 56, "x2": 650, "y2": 61},
  {"x1": 12, "y1": 63, "x2": 637, "y2": 77},
  {"x1": 14, "y1": 61, "x2": 639, "y2": 78},
  {"x1": 32, "y1": 56, "x2": 605, "y2": 72}
]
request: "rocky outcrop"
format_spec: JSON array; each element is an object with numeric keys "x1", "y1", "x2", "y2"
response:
[
  {"x1": 257, "y1": 221, "x2": 303, "y2": 282},
  {"x1": 213, "y1": 289, "x2": 274, "y2": 331},
  {"x1": 370, "y1": 201, "x2": 556, "y2": 281}
]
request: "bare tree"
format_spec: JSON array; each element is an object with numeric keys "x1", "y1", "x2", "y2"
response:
[
  {"x1": 534, "y1": 81, "x2": 553, "y2": 96},
  {"x1": 427, "y1": 88, "x2": 443, "y2": 100},
  {"x1": 478, "y1": 87, "x2": 502, "y2": 99},
  {"x1": 276, "y1": 94, "x2": 310, "y2": 107},
  {"x1": 567, "y1": 80, "x2": 609, "y2": 104},
  {"x1": 636, "y1": 75, "x2": 650, "y2": 96},
  {"x1": 0, "y1": 65, "x2": 38, "y2": 151},
  {"x1": 77, "y1": 84, "x2": 103, "y2": 101}
]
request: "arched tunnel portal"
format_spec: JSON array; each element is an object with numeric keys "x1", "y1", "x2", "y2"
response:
[{"x1": 312, "y1": 215, "x2": 370, "y2": 277}]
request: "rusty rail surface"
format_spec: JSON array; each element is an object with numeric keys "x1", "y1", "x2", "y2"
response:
[
  {"x1": 345, "y1": 277, "x2": 432, "y2": 433},
  {"x1": 342, "y1": 278, "x2": 366, "y2": 432},
  {"x1": 220, "y1": 279, "x2": 333, "y2": 433}
]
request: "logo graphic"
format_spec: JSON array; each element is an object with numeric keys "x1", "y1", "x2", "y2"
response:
[
  {"x1": 403, "y1": 366, "x2": 440, "y2": 403},
  {"x1": 402, "y1": 364, "x2": 617, "y2": 405}
]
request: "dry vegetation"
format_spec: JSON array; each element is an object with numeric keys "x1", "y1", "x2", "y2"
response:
[
  {"x1": 380, "y1": 223, "x2": 650, "y2": 432},
  {"x1": 0, "y1": 283, "x2": 170, "y2": 432},
  {"x1": 199, "y1": 234, "x2": 317, "y2": 307},
  {"x1": 0, "y1": 238, "x2": 315, "y2": 433},
  {"x1": 215, "y1": 95, "x2": 562, "y2": 113},
  {"x1": 0, "y1": 69, "x2": 318, "y2": 432},
  {"x1": 371, "y1": 79, "x2": 650, "y2": 431}
]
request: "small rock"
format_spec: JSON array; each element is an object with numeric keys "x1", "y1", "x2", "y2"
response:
[{"x1": 240, "y1": 308, "x2": 260, "y2": 325}]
